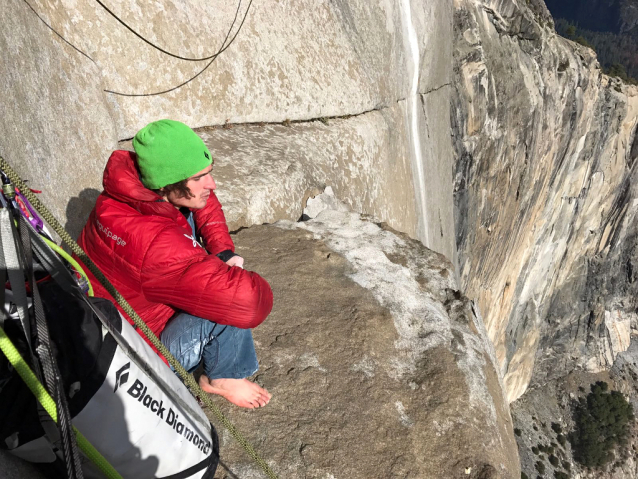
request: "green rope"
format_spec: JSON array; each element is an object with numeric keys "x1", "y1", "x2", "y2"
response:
[
  {"x1": 0, "y1": 326, "x2": 123, "y2": 479},
  {"x1": 0, "y1": 156, "x2": 278, "y2": 479},
  {"x1": 41, "y1": 235, "x2": 94, "y2": 296}
]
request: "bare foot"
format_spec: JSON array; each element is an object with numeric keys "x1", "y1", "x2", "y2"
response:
[{"x1": 198, "y1": 375, "x2": 272, "y2": 409}]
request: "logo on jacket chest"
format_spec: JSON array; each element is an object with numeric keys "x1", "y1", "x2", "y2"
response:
[
  {"x1": 184, "y1": 234, "x2": 203, "y2": 248},
  {"x1": 96, "y1": 218, "x2": 127, "y2": 247}
]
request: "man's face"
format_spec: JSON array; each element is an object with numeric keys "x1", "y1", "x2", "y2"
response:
[{"x1": 165, "y1": 165, "x2": 216, "y2": 209}]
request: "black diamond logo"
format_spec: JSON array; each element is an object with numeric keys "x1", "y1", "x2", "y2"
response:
[
  {"x1": 114, "y1": 362, "x2": 131, "y2": 393},
  {"x1": 204, "y1": 151, "x2": 210, "y2": 159}
]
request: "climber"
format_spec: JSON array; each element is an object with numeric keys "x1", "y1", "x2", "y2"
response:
[{"x1": 77, "y1": 119, "x2": 273, "y2": 409}]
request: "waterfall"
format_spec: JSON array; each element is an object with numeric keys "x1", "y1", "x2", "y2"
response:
[{"x1": 400, "y1": 0, "x2": 429, "y2": 246}]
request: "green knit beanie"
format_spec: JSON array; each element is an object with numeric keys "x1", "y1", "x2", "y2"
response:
[{"x1": 133, "y1": 119, "x2": 213, "y2": 189}]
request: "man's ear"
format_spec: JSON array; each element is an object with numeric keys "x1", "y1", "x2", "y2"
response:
[{"x1": 155, "y1": 187, "x2": 168, "y2": 200}]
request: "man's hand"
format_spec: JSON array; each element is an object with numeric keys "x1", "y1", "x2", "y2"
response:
[{"x1": 226, "y1": 255, "x2": 244, "y2": 268}]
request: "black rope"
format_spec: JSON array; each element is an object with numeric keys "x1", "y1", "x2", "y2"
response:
[
  {"x1": 21, "y1": 0, "x2": 96, "y2": 63},
  {"x1": 103, "y1": 0, "x2": 252, "y2": 97},
  {"x1": 94, "y1": 0, "x2": 226, "y2": 62},
  {"x1": 23, "y1": 0, "x2": 252, "y2": 98}
]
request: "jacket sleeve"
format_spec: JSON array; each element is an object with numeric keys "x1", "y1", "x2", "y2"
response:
[
  {"x1": 193, "y1": 192, "x2": 235, "y2": 256},
  {"x1": 140, "y1": 227, "x2": 273, "y2": 328}
]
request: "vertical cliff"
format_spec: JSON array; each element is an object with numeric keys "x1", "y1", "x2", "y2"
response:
[
  {"x1": 452, "y1": 0, "x2": 638, "y2": 402},
  {"x1": 0, "y1": 1, "x2": 520, "y2": 477}
]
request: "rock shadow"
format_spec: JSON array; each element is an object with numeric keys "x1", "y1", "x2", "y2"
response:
[{"x1": 65, "y1": 188, "x2": 101, "y2": 240}]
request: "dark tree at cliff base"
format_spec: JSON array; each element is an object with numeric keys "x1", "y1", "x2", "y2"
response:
[{"x1": 569, "y1": 381, "x2": 634, "y2": 468}]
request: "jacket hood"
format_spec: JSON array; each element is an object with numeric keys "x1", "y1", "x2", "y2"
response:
[
  {"x1": 103, "y1": 150, "x2": 160, "y2": 203},
  {"x1": 102, "y1": 150, "x2": 182, "y2": 220}
]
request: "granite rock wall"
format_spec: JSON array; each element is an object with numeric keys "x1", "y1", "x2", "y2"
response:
[
  {"x1": 1, "y1": 0, "x2": 456, "y2": 261},
  {"x1": 452, "y1": 0, "x2": 638, "y2": 402},
  {"x1": 0, "y1": 0, "x2": 118, "y2": 229}
]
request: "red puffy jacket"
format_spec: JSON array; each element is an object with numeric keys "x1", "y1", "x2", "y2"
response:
[{"x1": 77, "y1": 151, "x2": 273, "y2": 356}]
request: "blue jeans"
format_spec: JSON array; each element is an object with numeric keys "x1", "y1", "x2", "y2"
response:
[{"x1": 160, "y1": 313, "x2": 259, "y2": 380}]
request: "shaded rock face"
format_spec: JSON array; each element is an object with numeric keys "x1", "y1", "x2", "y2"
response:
[
  {"x1": 0, "y1": 0, "x2": 118, "y2": 230},
  {"x1": 452, "y1": 0, "x2": 638, "y2": 402},
  {"x1": 209, "y1": 206, "x2": 519, "y2": 478}
]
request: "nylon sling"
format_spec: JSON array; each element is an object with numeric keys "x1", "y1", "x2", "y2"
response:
[
  {"x1": 18, "y1": 215, "x2": 84, "y2": 478},
  {"x1": 0, "y1": 209, "x2": 63, "y2": 457}
]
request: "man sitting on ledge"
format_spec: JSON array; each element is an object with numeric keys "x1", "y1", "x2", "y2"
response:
[{"x1": 78, "y1": 119, "x2": 273, "y2": 409}]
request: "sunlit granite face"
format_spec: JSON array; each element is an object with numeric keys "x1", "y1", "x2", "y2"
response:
[{"x1": 452, "y1": 0, "x2": 638, "y2": 402}]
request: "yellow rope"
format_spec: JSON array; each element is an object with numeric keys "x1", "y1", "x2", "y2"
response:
[
  {"x1": 0, "y1": 326, "x2": 123, "y2": 479},
  {"x1": 41, "y1": 235, "x2": 94, "y2": 296},
  {"x1": 0, "y1": 156, "x2": 278, "y2": 479}
]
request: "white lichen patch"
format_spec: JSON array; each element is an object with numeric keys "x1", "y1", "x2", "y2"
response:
[
  {"x1": 303, "y1": 186, "x2": 349, "y2": 219},
  {"x1": 395, "y1": 401, "x2": 414, "y2": 427},
  {"x1": 298, "y1": 352, "x2": 326, "y2": 372},
  {"x1": 272, "y1": 352, "x2": 297, "y2": 367},
  {"x1": 454, "y1": 332, "x2": 498, "y2": 423},
  {"x1": 432, "y1": 418, "x2": 455, "y2": 436},
  {"x1": 221, "y1": 428, "x2": 232, "y2": 446},
  {"x1": 351, "y1": 356, "x2": 377, "y2": 378}
]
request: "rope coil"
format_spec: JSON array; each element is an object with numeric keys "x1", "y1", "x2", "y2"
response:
[{"x1": 0, "y1": 156, "x2": 278, "y2": 479}]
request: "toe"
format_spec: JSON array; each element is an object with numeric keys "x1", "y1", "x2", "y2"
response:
[{"x1": 250, "y1": 381, "x2": 265, "y2": 393}]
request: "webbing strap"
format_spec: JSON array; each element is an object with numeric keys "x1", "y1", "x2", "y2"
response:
[
  {"x1": 0, "y1": 325, "x2": 122, "y2": 479},
  {"x1": 0, "y1": 209, "x2": 32, "y2": 346},
  {"x1": 19, "y1": 216, "x2": 84, "y2": 478},
  {"x1": 0, "y1": 155, "x2": 279, "y2": 479},
  {"x1": 0, "y1": 209, "x2": 63, "y2": 454},
  {"x1": 14, "y1": 214, "x2": 65, "y2": 462},
  {"x1": 0, "y1": 224, "x2": 6, "y2": 328}
]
